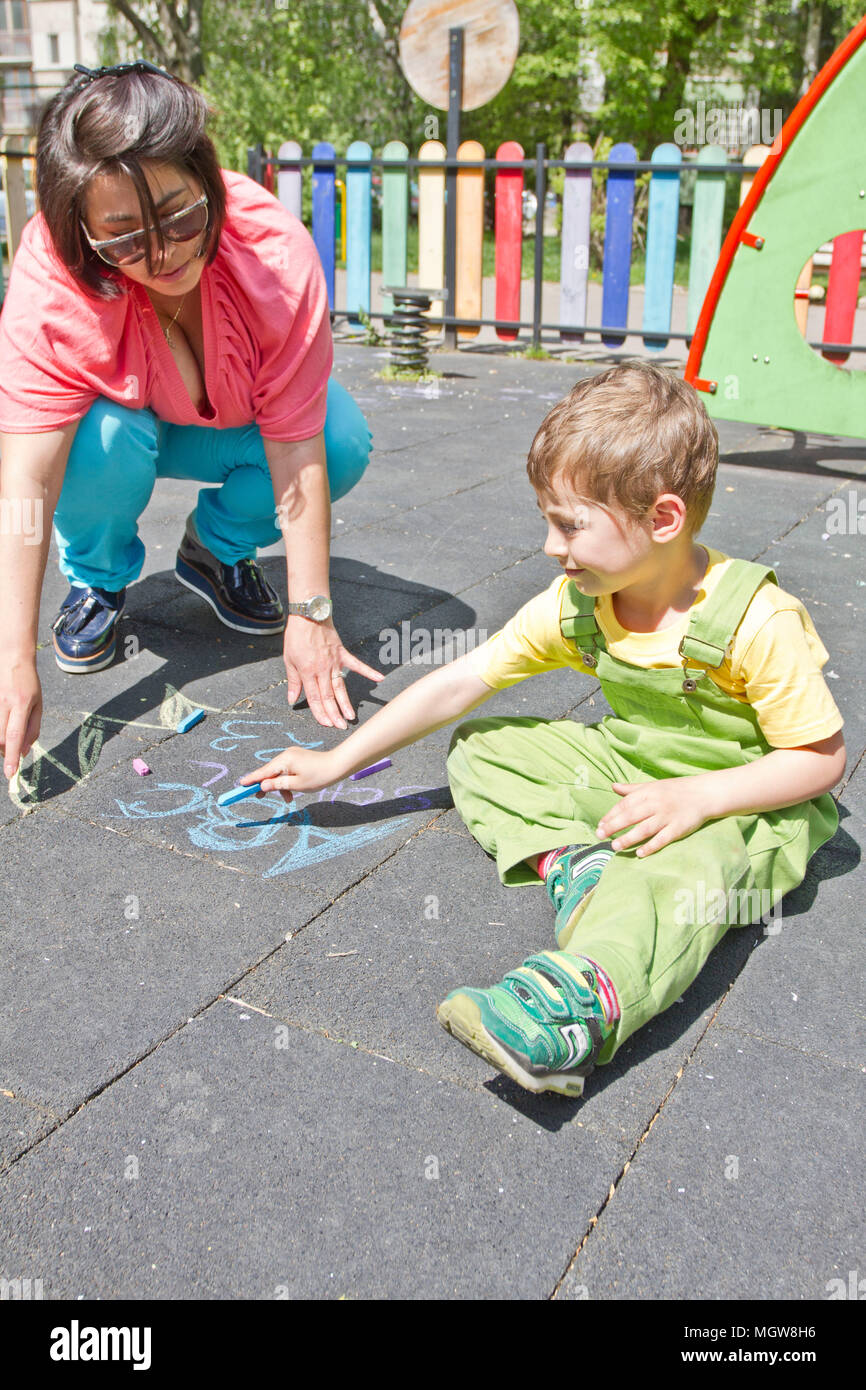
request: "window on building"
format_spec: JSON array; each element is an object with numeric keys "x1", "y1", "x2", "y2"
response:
[
  {"x1": 1, "y1": 66, "x2": 32, "y2": 127},
  {"x1": 0, "y1": 0, "x2": 31, "y2": 56},
  {"x1": 49, "y1": 32, "x2": 59, "y2": 63}
]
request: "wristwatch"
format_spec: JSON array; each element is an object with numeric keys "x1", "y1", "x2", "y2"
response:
[{"x1": 286, "y1": 594, "x2": 333, "y2": 622}]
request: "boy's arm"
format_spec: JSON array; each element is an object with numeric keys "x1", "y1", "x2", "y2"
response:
[
  {"x1": 597, "y1": 731, "x2": 846, "y2": 857},
  {"x1": 247, "y1": 652, "x2": 495, "y2": 797},
  {"x1": 694, "y1": 729, "x2": 846, "y2": 819}
]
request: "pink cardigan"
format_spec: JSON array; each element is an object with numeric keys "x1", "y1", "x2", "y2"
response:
[{"x1": 0, "y1": 169, "x2": 332, "y2": 442}]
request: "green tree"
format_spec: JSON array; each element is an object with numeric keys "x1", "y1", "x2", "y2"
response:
[
  {"x1": 198, "y1": 0, "x2": 428, "y2": 170},
  {"x1": 461, "y1": 0, "x2": 591, "y2": 158},
  {"x1": 99, "y1": 0, "x2": 866, "y2": 169},
  {"x1": 105, "y1": 1, "x2": 205, "y2": 84},
  {"x1": 583, "y1": 0, "x2": 866, "y2": 151}
]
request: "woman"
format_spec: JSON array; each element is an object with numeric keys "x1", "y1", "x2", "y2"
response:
[{"x1": 0, "y1": 60, "x2": 381, "y2": 782}]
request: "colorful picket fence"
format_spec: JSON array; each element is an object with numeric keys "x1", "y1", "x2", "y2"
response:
[
  {"x1": 249, "y1": 138, "x2": 864, "y2": 361},
  {"x1": 1, "y1": 136, "x2": 862, "y2": 363},
  {"x1": 0, "y1": 136, "x2": 34, "y2": 306}
]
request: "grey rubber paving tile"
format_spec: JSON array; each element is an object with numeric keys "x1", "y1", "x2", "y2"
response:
[
  {"x1": 2, "y1": 343, "x2": 862, "y2": 1301},
  {"x1": 1, "y1": 706, "x2": 180, "y2": 824},
  {"x1": 701, "y1": 464, "x2": 853, "y2": 564},
  {"x1": 0, "y1": 1092, "x2": 59, "y2": 1172},
  {"x1": 755, "y1": 488, "x2": 864, "y2": 757},
  {"x1": 0, "y1": 807, "x2": 328, "y2": 1115},
  {"x1": 30, "y1": 580, "x2": 455, "y2": 794},
  {"x1": 335, "y1": 439, "x2": 524, "y2": 534},
  {"x1": 556, "y1": 1028, "x2": 865, "y2": 1301},
  {"x1": 715, "y1": 774, "x2": 863, "y2": 1070},
  {"x1": 715, "y1": 423, "x2": 866, "y2": 481},
  {"x1": 56, "y1": 718, "x2": 453, "y2": 901},
  {"x1": 34, "y1": 608, "x2": 284, "y2": 719},
  {"x1": 331, "y1": 515, "x2": 532, "y2": 596},
  {"x1": 230, "y1": 808, "x2": 762, "y2": 1152},
  {"x1": 0, "y1": 999, "x2": 624, "y2": 1299}
]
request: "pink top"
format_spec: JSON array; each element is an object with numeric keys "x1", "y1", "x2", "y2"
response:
[{"x1": 0, "y1": 169, "x2": 332, "y2": 441}]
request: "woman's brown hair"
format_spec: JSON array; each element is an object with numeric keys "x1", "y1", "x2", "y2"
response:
[{"x1": 35, "y1": 65, "x2": 226, "y2": 299}]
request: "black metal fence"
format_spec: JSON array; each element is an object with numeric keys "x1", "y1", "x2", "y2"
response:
[{"x1": 247, "y1": 142, "x2": 864, "y2": 357}]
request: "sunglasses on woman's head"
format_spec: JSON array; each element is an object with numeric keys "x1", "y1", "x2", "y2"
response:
[{"x1": 80, "y1": 193, "x2": 209, "y2": 267}]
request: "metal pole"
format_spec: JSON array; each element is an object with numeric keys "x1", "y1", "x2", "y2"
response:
[
  {"x1": 247, "y1": 143, "x2": 265, "y2": 185},
  {"x1": 532, "y1": 143, "x2": 546, "y2": 349},
  {"x1": 443, "y1": 26, "x2": 463, "y2": 351}
]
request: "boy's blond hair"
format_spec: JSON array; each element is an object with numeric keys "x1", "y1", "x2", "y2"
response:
[{"x1": 527, "y1": 362, "x2": 719, "y2": 536}]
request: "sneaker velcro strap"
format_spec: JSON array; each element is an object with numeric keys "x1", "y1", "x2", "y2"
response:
[
  {"x1": 504, "y1": 966, "x2": 575, "y2": 1020},
  {"x1": 517, "y1": 952, "x2": 600, "y2": 1016}
]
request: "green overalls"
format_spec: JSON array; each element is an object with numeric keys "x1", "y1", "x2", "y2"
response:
[{"x1": 447, "y1": 560, "x2": 839, "y2": 1061}]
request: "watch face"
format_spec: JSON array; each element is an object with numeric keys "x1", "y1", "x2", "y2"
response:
[{"x1": 308, "y1": 595, "x2": 332, "y2": 621}]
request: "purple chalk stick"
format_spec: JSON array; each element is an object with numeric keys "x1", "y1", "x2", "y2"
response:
[
  {"x1": 351, "y1": 758, "x2": 392, "y2": 780},
  {"x1": 133, "y1": 758, "x2": 151, "y2": 776}
]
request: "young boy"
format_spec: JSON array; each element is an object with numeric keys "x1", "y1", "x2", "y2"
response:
[{"x1": 244, "y1": 363, "x2": 846, "y2": 1097}]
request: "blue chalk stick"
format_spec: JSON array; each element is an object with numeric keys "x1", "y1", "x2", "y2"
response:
[
  {"x1": 217, "y1": 782, "x2": 262, "y2": 806},
  {"x1": 176, "y1": 709, "x2": 205, "y2": 733}
]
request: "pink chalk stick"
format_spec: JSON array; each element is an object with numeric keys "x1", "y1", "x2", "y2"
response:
[{"x1": 133, "y1": 758, "x2": 151, "y2": 776}]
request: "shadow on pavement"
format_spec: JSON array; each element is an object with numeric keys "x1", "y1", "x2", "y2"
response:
[{"x1": 16, "y1": 558, "x2": 475, "y2": 810}]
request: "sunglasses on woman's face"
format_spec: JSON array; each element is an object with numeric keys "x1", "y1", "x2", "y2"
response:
[{"x1": 80, "y1": 193, "x2": 209, "y2": 267}]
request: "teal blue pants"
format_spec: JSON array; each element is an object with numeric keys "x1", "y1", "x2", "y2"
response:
[{"x1": 53, "y1": 379, "x2": 371, "y2": 591}]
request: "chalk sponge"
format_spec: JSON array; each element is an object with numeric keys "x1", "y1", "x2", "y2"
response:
[
  {"x1": 218, "y1": 782, "x2": 262, "y2": 807},
  {"x1": 176, "y1": 709, "x2": 205, "y2": 733}
]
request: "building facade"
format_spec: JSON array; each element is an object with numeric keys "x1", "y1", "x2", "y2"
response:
[{"x1": 1, "y1": 0, "x2": 107, "y2": 135}]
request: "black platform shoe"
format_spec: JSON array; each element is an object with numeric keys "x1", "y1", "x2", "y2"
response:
[{"x1": 175, "y1": 514, "x2": 285, "y2": 635}]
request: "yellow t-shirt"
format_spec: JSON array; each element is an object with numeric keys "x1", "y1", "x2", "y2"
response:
[{"x1": 468, "y1": 545, "x2": 844, "y2": 749}]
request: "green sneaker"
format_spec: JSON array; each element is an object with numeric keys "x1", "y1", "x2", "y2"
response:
[
  {"x1": 436, "y1": 950, "x2": 615, "y2": 1097},
  {"x1": 546, "y1": 842, "x2": 614, "y2": 949}
]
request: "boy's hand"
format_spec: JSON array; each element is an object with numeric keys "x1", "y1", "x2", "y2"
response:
[
  {"x1": 241, "y1": 747, "x2": 342, "y2": 805},
  {"x1": 597, "y1": 778, "x2": 712, "y2": 857}
]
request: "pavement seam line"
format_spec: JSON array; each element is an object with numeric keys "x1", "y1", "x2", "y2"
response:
[
  {"x1": 548, "y1": 985, "x2": 736, "y2": 1300},
  {"x1": 46, "y1": 793, "x2": 449, "y2": 895},
  {"x1": 742, "y1": 479, "x2": 859, "y2": 569},
  {"x1": 836, "y1": 743, "x2": 864, "y2": 801},
  {"x1": 546, "y1": 791, "x2": 861, "y2": 1302},
  {"x1": 711, "y1": 1021, "x2": 858, "y2": 1072},
  {"x1": 0, "y1": 808, "x2": 454, "y2": 1172},
  {"x1": 330, "y1": 465, "x2": 519, "y2": 533},
  {"x1": 218, "y1": 992, "x2": 493, "y2": 1093}
]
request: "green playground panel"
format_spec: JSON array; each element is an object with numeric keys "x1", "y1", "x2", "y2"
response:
[{"x1": 698, "y1": 36, "x2": 866, "y2": 438}]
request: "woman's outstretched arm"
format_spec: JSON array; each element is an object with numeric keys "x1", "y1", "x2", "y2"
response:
[
  {"x1": 266, "y1": 430, "x2": 383, "y2": 730},
  {"x1": 0, "y1": 424, "x2": 77, "y2": 776}
]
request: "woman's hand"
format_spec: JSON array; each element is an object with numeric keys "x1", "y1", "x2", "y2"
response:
[
  {"x1": 242, "y1": 744, "x2": 342, "y2": 805},
  {"x1": 283, "y1": 616, "x2": 383, "y2": 729},
  {"x1": 596, "y1": 777, "x2": 713, "y2": 857},
  {"x1": 0, "y1": 653, "x2": 43, "y2": 779}
]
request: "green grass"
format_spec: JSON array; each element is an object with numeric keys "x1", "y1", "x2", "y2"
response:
[{"x1": 345, "y1": 228, "x2": 693, "y2": 289}]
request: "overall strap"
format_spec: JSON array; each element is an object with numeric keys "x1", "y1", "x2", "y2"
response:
[
  {"x1": 678, "y1": 559, "x2": 778, "y2": 669},
  {"x1": 559, "y1": 580, "x2": 604, "y2": 668},
  {"x1": 559, "y1": 562, "x2": 778, "y2": 689}
]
